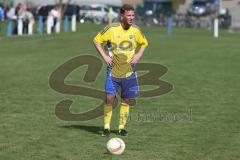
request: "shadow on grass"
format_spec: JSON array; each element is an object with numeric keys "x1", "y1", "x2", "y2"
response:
[{"x1": 60, "y1": 125, "x2": 118, "y2": 135}]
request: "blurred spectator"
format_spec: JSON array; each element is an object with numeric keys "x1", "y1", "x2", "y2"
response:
[
  {"x1": 0, "y1": 5, "x2": 4, "y2": 21},
  {"x1": 36, "y1": 4, "x2": 51, "y2": 23},
  {"x1": 3, "y1": 4, "x2": 10, "y2": 21},
  {"x1": 6, "y1": 6, "x2": 17, "y2": 19},
  {"x1": 7, "y1": 3, "x2": 22, "y2": 34},
  {"x1": 0, "y1": 5, "x2": 3, "y2": 33},
  {"x1": 49, "y1": 4, "x2": 61, "y2": 32},
  {"x1": 18, "y1": 4, "x2": 34, "y2": 34}
]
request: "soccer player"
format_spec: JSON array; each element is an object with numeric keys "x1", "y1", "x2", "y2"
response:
[{"x1": 93, "y1": 4, "x2": 148, "y2": 137}]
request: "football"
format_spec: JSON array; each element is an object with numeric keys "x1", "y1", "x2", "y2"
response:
[{"x1": 106, "y1": 138, "x2": 125, "y2": 155}]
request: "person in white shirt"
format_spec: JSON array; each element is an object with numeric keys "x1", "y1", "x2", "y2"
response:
[
  {"x1": 49, "y1": 5, "x2": 61, "y2": 32},
  {"x1": 18, "y1": 4, "x2": 34, "y2": 34}
]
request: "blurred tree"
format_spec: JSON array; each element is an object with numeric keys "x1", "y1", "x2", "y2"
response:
[{"x1": 0, "y1": 0, "x2": 13, "y2": 6}]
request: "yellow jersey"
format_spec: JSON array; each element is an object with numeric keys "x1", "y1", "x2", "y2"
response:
[{"x1": 94, "y1": 23, "x2": 148, "y2": 78}]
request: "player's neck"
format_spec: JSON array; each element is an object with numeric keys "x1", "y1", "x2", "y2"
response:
[{"x1": 120, "y1": 22, "x2": 131, "y2": 30}]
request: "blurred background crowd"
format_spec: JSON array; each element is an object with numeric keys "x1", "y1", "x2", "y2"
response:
[{"x1": 0, "y1": 0, "x2": 239, "y2": 34}]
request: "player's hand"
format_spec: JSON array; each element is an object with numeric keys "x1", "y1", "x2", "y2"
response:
[
  {"x1": 104, "y1": 55, "x2": 113, "y2": 67},
  {"x1": 130, "y1": 54, "x2": 140, "y2": 65}
]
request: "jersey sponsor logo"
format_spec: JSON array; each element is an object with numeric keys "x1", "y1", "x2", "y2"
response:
[
  {"x1": 104, "y1": 40, "x2": 133, "y2": 52},
  {"x1": 129, "y1": 35, "x2": 135, "y2": 40}
]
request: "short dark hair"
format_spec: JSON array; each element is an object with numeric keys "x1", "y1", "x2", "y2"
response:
[{"x1": 120, "y1": 4, "x2": 134, "y2": 14}]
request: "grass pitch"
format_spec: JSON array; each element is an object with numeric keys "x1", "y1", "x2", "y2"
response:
[{"x1": 0, "y1": 24, "x2": 240, "y2": 160}]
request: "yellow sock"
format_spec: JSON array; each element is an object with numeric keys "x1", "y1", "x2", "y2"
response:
[
  {"x1": 119, "y1": 102, "x2": 130, "y2": 130},
  {"x1": 103, "y1": 104, "x2": 112, "y2": 130}
]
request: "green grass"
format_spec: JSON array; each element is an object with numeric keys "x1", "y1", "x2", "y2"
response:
[{"x1": 0, "y1": 24, "x2": 240, "y2": 160}]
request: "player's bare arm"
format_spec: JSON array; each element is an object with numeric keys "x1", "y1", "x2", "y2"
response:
[
  {"x1": 93, "y1": 40, "x2": 113, "y2": 67},
  {"x1": 131, "y1": 47, "x2": 146, "y2": 65}
]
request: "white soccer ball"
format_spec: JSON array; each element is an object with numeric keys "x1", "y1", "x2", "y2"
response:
[{"x1": 106, "y1": 138, "x2": 125, "y2": 155}]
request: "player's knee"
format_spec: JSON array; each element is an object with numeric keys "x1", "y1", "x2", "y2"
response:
[
  {"x1": 106, "y1": 95, "x2": 115, "y2": 105},
  {"x1": 121, "y1": 99, "x2": 130, "y2": 105}
]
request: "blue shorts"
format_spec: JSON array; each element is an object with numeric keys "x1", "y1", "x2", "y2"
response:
[{"x1": 105, "y1": 67, "x2": 139, "y2": 99}]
